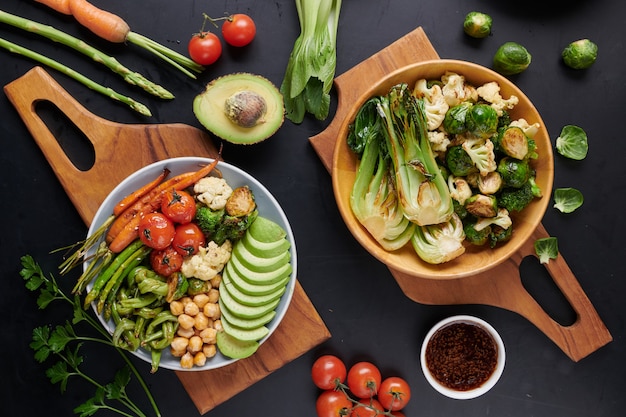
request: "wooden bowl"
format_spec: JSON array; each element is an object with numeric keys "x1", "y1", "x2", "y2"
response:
[{"x1": 332, "y1": 59, "x2": 554, "y2": 279}]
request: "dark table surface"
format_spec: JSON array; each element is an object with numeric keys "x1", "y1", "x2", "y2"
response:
[{"x1": 2, "y1": 1, "x2": 625, "y2": 416}]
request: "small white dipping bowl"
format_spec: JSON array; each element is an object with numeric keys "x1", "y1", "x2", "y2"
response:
[
  {"x1": 85, "y1": 157, "x2": 297, "y2": 372},
  {"x1": 420, "y1": 315, "x2": 505, "y2": 399}
]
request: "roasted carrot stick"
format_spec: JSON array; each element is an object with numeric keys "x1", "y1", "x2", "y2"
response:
[
  {"x1": 113, "y1": 168, "x2": 170, "y2": 216},
  {"x1": 34, "y1": 0, "x2": 72, "y2": 15},
  {"x1": 107, "y1": 154, "x2": 222, "y2": 253}
]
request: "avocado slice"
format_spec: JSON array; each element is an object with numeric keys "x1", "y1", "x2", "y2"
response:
[
  {"x1": 216, "y1": 330, "x2": 259, "y2": 359},
  {"x1": 248, "y1": 216, "x2": 288, "y2": 243},
  {"x1": 193, "y1": 73, "x2": 285, "y2": 144},
  {"x1": 232, "y1": 239, "x2": 291, "y2": 273}
]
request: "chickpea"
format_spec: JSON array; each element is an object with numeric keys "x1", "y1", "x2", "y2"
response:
[
  {"x1": 193, "y1": 293, "x2": 211, "y2": 309},
  {"x1": 194, "y1": 312, "x2": 210, "y2": 330},
  {"x1": 180, "y1": 352, "x2": 194, "y2": 369},
  {"x1": 176, "y1": 327, "x2": 195, "y2": 339},
  {"x1": 203, "y1": 343, "x2": 217, "y2": 359},
  {"x1": 187, "y1": 335, "x2": 203, "y2": 354},
  {"x1": 199, "y1": 327, "x2": 217, "y2": 345},
  {"x1": 213, "y1": 319, "x2": 223, "y2": 332},
  {"x1": 170, "y1": 337, "x2": 189, "y2": 358},
  {"x1": 207, "y1": 288, "x2": 220, "y2": 304},
  {"x1": 193, "y1": 352, "x2": 207, "y2": 367},
  {"x1": 203, "y1": 302, "x2": 220, "y2": 319},
  {"x1": 184, "y1": 301, "x2": 200, "y2": 317},
  {"x1": 209, "y1": 275, "x2": 221, "y2": 289},
  {"x1": 169, "y1": 300, "x2": 184, "y2": 316},
  {"x1": 177, "y1": 313, "x2": 195, "y2": 330}
]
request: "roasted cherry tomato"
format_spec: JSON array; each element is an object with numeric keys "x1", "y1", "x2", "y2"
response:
[
  {"x1": 172, "y1": 223, "x2": 205, "y2": 257},
  {"x1": 316, "y1": 390, "x2": 352, "y2": 417},
  {"x1": 349, "y1": 399, "x2": 383, "y2": 417},
  {"x1": 221, "y1": 13, "x2": 256, "y2": 47},
  {"x1": 150, "y1": 245, "x2": 184, "y2": 276},
  {"x1": 138, "y1": 212, "x2": 175, "y2": 250},
  {"x1": 377, "y1": 377, "x2": 411, "y2": 411},
  {"x1": 188, "y1": 31, "x2": 222, "y2": 65},
  {"x1": 311, "y1": 355, "x2": 347, "y2": 390},
  {"x1": 347, "y1": 362, "x2": 382, "y2": 399},
  {"x1": 161, "y1": 189, "x2": 196, "y2": 224}
]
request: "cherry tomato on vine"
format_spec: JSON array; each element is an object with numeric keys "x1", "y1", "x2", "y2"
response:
[
  {"x1": 349, "y1": 399, "x2": 383, "y2": 417},
  {"x1": 188, "y1": 32, "x2": 222, "y2": 65},
  {"x1": 221, "y1": 13, "x2": 256, "y2": 47},
  {"x1": 347, "y1": 362, "x2": 382, "y2": 399},
  {"x1": 150, "y1": 245, "x2": 184, "y2": 276},
  {"x1": 138, "y1": 212, "x2": 175, "y2": 250},
  {"x1": 311, "y1": 355, "x2": 347, "y2": 390},
  {"x1": 377, "y1": 377, "x2": 411, "y2": 411},
  {"x1": 172, "y1": 223, "x2": 205, "y2": 257},
  {"x1": 316, "y1": 390, "x2": 352, "y2": 417},
  {"x1": 161, "y1": 189, "x2": 196, "y2": 224}
]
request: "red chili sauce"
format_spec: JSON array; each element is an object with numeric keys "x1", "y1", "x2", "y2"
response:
[{"x1": 425, "y1": 321, "x2": 498, "y2": 391}]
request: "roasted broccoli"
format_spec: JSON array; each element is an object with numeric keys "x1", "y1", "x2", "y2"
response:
[{"x1": 498, "y1": 176, "x2": 542, "y2": 212}]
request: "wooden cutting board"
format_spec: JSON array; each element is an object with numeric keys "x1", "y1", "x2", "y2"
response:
[
  {"x1": 5, "y1": 66, "x2": 330, "y2": 414},
  {"x1": 310, "y1": 27, "x2": 612, "y2": 362}
]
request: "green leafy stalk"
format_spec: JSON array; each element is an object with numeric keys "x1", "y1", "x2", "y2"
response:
[
  {"x1": 0, "y1": 37, "x2": 152, "y2": 116},
  {"x1": 126, "y1": 32, "x2": 204, "y2": 79},
  {"x1": 0, "y1": 10, "x2": 174, "y2": 99},
  {"x1": 280, "y1": 0, "x2": 342, "y2": 123},
  {"x1": 377, "y1": 84, "x2": 453, "y2": 226},
  {"x1": 20, "y1": 255, "x2": 161, "y2": 417}
]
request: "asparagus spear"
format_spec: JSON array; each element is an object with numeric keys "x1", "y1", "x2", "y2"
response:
[
  {"x1": 0, "y1": 9, "x2": 173, "y2": 99},
  {"x1": 0, "y1": 37, "x2": 152, "y2": 116}
]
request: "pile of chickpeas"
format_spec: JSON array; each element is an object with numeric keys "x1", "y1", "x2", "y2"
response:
[{"x1": 168, "y1": 275, "x2": 222, "y2": 369}]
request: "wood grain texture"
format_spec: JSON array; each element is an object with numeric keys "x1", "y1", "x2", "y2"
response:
[
  {"x1": 4, "y1": 66, "x2": 330, "y2": 414},
  {"x1": 309, "y1": 27, "x2": 611, "y2": 361}
]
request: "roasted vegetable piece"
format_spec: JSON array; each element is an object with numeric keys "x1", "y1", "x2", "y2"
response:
[
  {"x1": 494, "y1": 126, "x2": 529, "y2": 159},
  {"x1": 465, "y1": 194, "x2": 498, "y2": 218},
  {"x1": 562, "y1": 39, "x2": 598, "y2": 69},
  {"x1": 446, "y1": 145, "x2": 476, "y2": 177},
  {"x1": 410, "y1": 213, "x2": 466, "y2": 264},
  {"x1": 348, "y1": 98, "x2": 416, "y2": 251},
  {"x1": 498, "y1": 176, "x2": 542, "y2": 212},
  {"x1": 497, "y1": 157, "x2": 531, "y2": 188},
  {"x1": 443, "y1": 102, "x2": 472, "y2": 134},
  {"x1": 493, "y1": 42, "x2": 532, "y2": 75},
  {"x1": 463, "y1": 222, "x2": 492, "y2": 246},
  {"x1": 379, "y1": 83, "x2": 453, "y2": 226},
  {"x1": 463, "y1": 11, "x2": 493, "y2": 38},
  {"x1": 465, "y1": 103, "x2": 499, "y2": 138}
]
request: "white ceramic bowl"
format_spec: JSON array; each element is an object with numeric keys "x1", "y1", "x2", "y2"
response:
[
  {"x1": 420, "y1": 315, "x2": 505, "y2": 399},
  {"x1": 85, "y1": 157, "x2": 297, "y2": 371}
]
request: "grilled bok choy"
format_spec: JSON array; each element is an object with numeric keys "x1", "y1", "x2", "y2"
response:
[
  {"x1": 348, "y1": 84, "x2": 464, "y2": 264},
  {"x1": 348, "y1": 98, "x2": 417, "y2": 251},
  {"x1": 280, "y1": 0, "x2": 342, "y2": 123}
]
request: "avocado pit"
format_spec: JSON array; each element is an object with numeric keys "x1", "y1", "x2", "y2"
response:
[{"x1": 225, "y1": 90, "x2": 267, "y2": 128}]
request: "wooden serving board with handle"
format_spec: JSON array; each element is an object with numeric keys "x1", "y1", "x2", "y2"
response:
[
  {"x1": 5, "y1": 66, "x2": 331, "y2": 414},
  {"x1": 310, "y1": 27, "x2": 612, "y2": 361}
]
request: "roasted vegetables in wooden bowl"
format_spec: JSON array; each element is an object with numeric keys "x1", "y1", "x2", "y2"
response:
[{"x1": 332, "y1": 59, "x2": 553, "y2": 279}]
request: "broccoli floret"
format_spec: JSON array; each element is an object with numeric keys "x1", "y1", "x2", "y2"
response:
[
  {"x1": 213, "y1": 210, "x2": 259, "y2": 245},
  {"x1": 195, "y1": 205, "x2": 225, "y2": 237},
  {"x1": 498, "y1": 177, "x2": 541, "y2": 212}
]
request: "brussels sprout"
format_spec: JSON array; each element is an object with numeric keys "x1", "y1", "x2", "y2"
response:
[
  {"x1": 494, "y1": 126, "x2": 529, "y2": 159},
  {"x1": 463, "y1": 11, "x2": 493, "y2": 39},
  {"x1": 465, "y1": 194, "x2": 498, "y2": 218},
  {"x1": 493, "y1": 42, "x2": 532, "y2": 75},
  {"x1": 497, "y1": 157, "x2": 531, "y2": 188},
  {"x1": 556, "y1": 125, "x2": 588, "y2": 160},
  {"x1": 466, "y1": 103, "x2": 499, "y2": 138},
  {"x1": 443, "y1": 102, "x2": 472, "y2": 134},
  {"x1": 534, "y1": 237, "x2": 558, "y2": 264},
  {"x1": 562, "y1": 39, "x2": 598, "y2": 69},
  {"x1": 553, "y1": 187, "x2": 584, "y2": 213},
  {"x1": 464, "y1": 222, "x2": 491, "y2": 246},
  {"x1": 446, "y1": 145, "x2": 476, "y2": 176},
  {"x1": 489, "y1": 225, "x2": 513, "y2": 248}
]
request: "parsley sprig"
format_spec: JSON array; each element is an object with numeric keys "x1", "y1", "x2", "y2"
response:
[{"x1": 20, "y1": 254, "x2": 161, "y2": 417}]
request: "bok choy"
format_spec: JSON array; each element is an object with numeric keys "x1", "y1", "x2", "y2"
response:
[{"x1": 280, "y1": 0, "x2": 342, "y2": 123}]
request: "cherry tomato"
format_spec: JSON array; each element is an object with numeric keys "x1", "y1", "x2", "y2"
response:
[
  {"x1": 171, "y1": 223, "x2": 205, "y2": 257},
  {"x1": 347, "y1": 362, "x2": 382, "y2": 399},
  {"x1": 350, "y1": 399, "x2": 383, "y2": 417},
  {"x1": 150, "y1": 246, "x2": 184, "y2": 276},
  {"x1": 377, "y1": 377, "x2": 411, "y2": 412},
  {"x1": 188, "y1": 32, "x2": 222, "y2": 65},
  {"x1": 138, "y1": 212, "x2": 175, "y2": 250},
  {"x1": 221, "y1": 14, "x2": 256, "y2": 47},
  {"x1": 316, "y1": 390, "x2": 352, "y2": 417},
  {"x1": 161, "y1": 189, "x2": 196, "y2": 224},
  {"x1": 311, "y1": 355, "x2": 347, "y2": 390}
]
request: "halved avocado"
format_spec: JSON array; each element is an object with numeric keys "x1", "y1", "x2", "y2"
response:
[{"x1": 193, "y1": 73, "x2": 285, "y2": 144}]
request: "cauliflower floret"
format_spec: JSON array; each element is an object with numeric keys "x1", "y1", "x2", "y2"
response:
[
  {"x1": 447, "y1": 175, "x2": 472, "y2": 205},
  {"x1": 427, "y1": 130, "x2": 451, "y2": 153},
  {"x1": 441, "y1": 72, "x2": 478, "y2": 107},
  {"x1": 194, "y1": 177, "x2": 233, "y2": 210},
  {"x1": 414, "y1": 79, "x2": 449, "y2": 130},
  {"x1": 510, "y1": 118, "x2": 540, "y2": 138},
  {"x1": 462, "y1": 137, "x2": 497, "y2": 175},
  {"x1": 476, "y1": 81, "x2": 519, "y2": 116},
  {"x1": 474, "y1": 208, "x2": 512, "y2": 231},
  {"x1": 181, "y1": 240, "x2": 233, "y2": 281}
]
